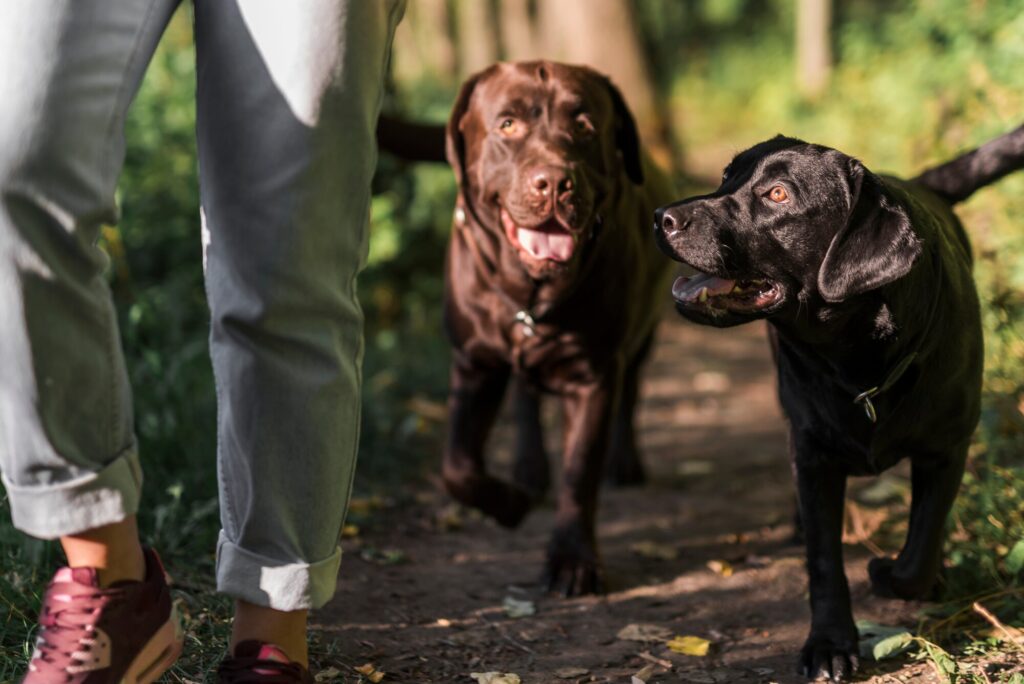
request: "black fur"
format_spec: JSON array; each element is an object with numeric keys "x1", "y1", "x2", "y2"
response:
[{"x1": 653, "y1": 125, "x2": 1024, "y2": 681}]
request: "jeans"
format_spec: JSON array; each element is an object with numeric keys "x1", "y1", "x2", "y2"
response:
[{"x1": 0, "y1": 0, "x2": 405, "y2": 611}]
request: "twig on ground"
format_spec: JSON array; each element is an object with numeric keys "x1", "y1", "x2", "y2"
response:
[
  {"x1": 972, "y1": 602, "x2": 1024, "y2": 650},
  {"x1": 637, "y1": 651, "x2": 673, "y2": 669}
]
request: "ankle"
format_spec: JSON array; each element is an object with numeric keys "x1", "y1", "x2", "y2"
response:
[
  {"x1": 60, "y1": 516, "x2": 146, "y2": 587},
  {"x1": 231, "y1": 600, "x2": 309, "y2": 667}
]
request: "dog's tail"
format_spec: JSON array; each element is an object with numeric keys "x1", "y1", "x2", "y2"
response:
[{"x1": 913, "y1": 123, "x2": 1024, "y2": 204}]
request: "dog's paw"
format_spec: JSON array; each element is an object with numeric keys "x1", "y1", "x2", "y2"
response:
[
  {"x1": 543, "y1": 526, "x2": 604, "y2": 597},
  {"x1": 487, "y1": 482, "x2": 534, "y2": 529},
  {"x1": 605, "y1": 448, "x2": 647, "y2": 487},
  {"x1": 868, "y1": 557, "x2": 938, "y2": 600},
  {"x1": 443, "y1": 473, "x2": 533, "y2": 529},
  {"x1": 798, "y1": 632, "x2": 859, "y2": 682}
]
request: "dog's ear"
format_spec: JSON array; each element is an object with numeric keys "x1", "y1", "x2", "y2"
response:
[
  {"x1": 817, "y1": 160, "x2": 921, "y2": 303},
  {"x1": 446, "y1": 66, "x2": 498, "y2": 190},
  {"x1": 601, "y1": 76, "x2": 644, "y2": 185}
]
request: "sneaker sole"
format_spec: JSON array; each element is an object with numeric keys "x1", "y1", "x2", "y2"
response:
[{"x1": 121, "y1": 602, "x2": 184, "y2": 684}]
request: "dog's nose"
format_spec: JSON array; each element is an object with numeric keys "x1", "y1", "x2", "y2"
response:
[
  {"x1": 656, "y1": 206, "x2": 689, "y2": 235},
  {"x1": 529, "y1": 167, "x2": 573, "y2": 197}
]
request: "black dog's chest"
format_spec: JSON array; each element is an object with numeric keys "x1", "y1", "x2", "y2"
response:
[{"x1": 777, "y1": 355, "x2": 906, "y2": 475}]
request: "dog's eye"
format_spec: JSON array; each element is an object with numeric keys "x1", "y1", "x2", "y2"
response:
[
  {"x1": 767, "y1": 185, "x2": 789, "y2": 204},
  {"x1": 498, "y1": 117, "x2": 525, "y2": 137},
  {"x1": 574, "y1": 114, "x2": 595, "y2": 135}
]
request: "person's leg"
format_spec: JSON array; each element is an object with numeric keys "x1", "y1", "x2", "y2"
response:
[
  {"x1": 0, "y1": 1, "x2": 183, "y2": 681},
  {"x1": 0, "y1": 0, "x2": 180, "y2": 565},
  {"x1": 193, "y1": 0, "x2": 406, "y2": 668}
]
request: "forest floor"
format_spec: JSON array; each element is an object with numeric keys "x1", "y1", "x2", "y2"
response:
[{"x1": 313, "y1": 313, "x2": 1011, "y2": 684}]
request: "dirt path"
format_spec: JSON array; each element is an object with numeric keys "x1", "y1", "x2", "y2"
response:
[{"x1": 318, "y1": 314, "x2": 937, "y2": 684}]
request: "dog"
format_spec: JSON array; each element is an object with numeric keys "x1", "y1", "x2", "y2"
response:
[
  {"x1": 653, "y1": 124, "x2": 1024, "y2": 680},
  {"x1": 441, "y1": 61, "x2": 675, "y2": 596}
]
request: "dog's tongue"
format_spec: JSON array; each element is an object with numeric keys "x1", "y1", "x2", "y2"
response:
[
  {"x1": 517, "y1": 226, "x2": 575, "y2": 262},
  {"x1": 672, "y1": 273, "x2": 736, "y2": 302}
]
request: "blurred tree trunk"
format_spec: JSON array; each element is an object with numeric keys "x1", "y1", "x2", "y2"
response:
[
  {"x1": 533, "y1": 0, "x2": 679, "y2": 172},
  {"x1": 500, "y1": 0, "x2": 537, "y2": 62},
  {"x1": 796, "y1": 0, "x2": 832, "y2": 98},
  {"x1": 456, "y1": 0, "x2": 501, "y2": 76},
  {"x1": 392, "y1": 0, "x2": 456, "y2": 85}
]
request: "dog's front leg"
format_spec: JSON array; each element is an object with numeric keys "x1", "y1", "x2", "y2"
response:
[
  {"x1": 794, "y1": 438, "x2": 858, "y2": 682},
  {"x1": 869, "y1": 444, "x2": 967, "y2": 600},
  {"x1": 544, "y1": 370, "x2": 620, "y2": 597},
  {"x1": 442, "y1": 356, "x2": 533, "y2": 528}
]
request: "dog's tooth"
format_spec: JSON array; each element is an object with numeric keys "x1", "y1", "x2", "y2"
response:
[{"x1": 698, "y1": 287, "x2": 708, "y2": 303}]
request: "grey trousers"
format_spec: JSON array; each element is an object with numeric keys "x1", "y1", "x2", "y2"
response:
[{"x1": 0, "y1": 0, "x2": 404, "y2": 611}]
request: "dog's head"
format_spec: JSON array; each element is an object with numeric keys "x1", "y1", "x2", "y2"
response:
[
  {"x1": 447, "y1": 61, "x2": 643, "y2": 280},
  {"x1": 654, "y1": 136, "x2": 921, "y2": 327}
]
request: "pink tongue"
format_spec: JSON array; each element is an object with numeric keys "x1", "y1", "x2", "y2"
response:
[
  {"x1": 517, "y1": 227, "x2": 574, "y2": 262},
  {"x1": 672, "y1": 274, "x2": 737, "y2": 302}
]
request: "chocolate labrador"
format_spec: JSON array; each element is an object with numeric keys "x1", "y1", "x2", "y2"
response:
[
  {"x1": 653, "y1": 124, "x2": 1024, "y2": 680},
  {"x1": 441, "y1": 61, "x2": 675, "y2": 595}
]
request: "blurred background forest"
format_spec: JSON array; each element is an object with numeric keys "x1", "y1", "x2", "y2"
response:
[{"x1": 2, "y1": 0, "x2": 1023, "y2": 678}]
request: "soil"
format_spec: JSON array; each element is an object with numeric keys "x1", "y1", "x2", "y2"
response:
[{"x1": 317, "y1": 314, "x2": 947, "y2": 684}]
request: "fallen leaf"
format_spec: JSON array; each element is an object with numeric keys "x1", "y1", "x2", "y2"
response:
[
  {"x1": 1006, "y1": 539, "x2": 1024, "y2": 574},
  {"x1": 436, "y1": 504, "x2": 464, "y2": 531},
  {"x1": 617, "y1": 623, "x2": 672, "y2": 642},
  {"x1": 360, "y1": 547, "x2": 408, "y2": 565},
  {"x1": 470, "y1": 673, "x2": 521, "y2": 684},
  {"x1": 348, "y1": 496, "x2": 385, "y2": 515},
  {"x1": 631, "y1": 664, "x2": 656, "y2": 683},
  {"x1": 872, "y1": 632, "x2": 914, "y2": 660},
  {"x1": 314, "y1": 666, "x2": 341, "y2": 682},
  {"x1": 676, "y1": 460, "x2": 714, "y2": 477},
  {"x1": 502, "y1": 596, "x2": 536, "y2": 618},
  {"x1": 554, "y1": 667, "x2": 589, "y2": 679},
  {"x1": 856, "y1": 620, "x2": 915, "y2": 660},
  {"x1": 630, "y1": 541, "x2": 679, "y2": 560},
  {"x1": 354, "y1": 663, "x2": 385, "y2": 683},
  {"x1": 706, "y1": 560, "x2": 733, "y2": 577},
  {"x1": 341, "y1": 524, "x2": 360, "y2": 538},
  {"x1": 667, "y1": 635, "x2": 711, "y2": 656}
]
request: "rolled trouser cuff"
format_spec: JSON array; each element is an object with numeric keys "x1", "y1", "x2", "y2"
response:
[
  {"x1": 2, "y1": 445, "x2": 142, "y2": 540},
  {"x1": 216, "y1": 531, "x2": 342, "y2": 611}
]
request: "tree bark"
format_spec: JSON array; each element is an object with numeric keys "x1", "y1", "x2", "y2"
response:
[
  {"x1": 796, "y1": 0, "x2": 832, "y2": 98},
  {"x1": 456, "y1": 0, "x2": 501, "y2": 77},
  {"x1": 500, "y1": 0, "x2": 538, "y2": 61},
  {"x1": 391, "y1": 0, "x2": 456, "y2": 85},
  {"x1": 533, "y1": 0, "x2": 678, "y2": 171}
]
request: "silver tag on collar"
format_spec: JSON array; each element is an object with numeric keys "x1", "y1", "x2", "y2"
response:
[{"x1": 515, "y1": 310, "x2": 537, "y2": 337}]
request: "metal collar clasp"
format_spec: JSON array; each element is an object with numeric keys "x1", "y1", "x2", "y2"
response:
[{"x1": 853, "y1": 387, "x2": 880, "y2": 423}]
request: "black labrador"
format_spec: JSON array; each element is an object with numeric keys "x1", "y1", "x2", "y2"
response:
[{"x1": 653, "y1": 124, "x2": 1024, "y2": 681}]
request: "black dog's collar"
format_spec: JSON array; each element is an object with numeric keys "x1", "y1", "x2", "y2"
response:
[{"x1": 852, "y1": 352, "x2": 918, "y2": 423}]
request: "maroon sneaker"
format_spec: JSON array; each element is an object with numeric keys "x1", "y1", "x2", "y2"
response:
[
  {"x1": 23, "y1": 548, "x2": 184, "y2": 684},
  {"x1": 217, "y1": 642, "x2": 315, "y2": 684}
]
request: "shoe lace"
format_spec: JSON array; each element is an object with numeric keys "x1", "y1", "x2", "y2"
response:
[
  {"x1": 29, "y1": 584, "x2": 116, "y2": 679},
  {"x1": 217, "y1": 656, "x2": 310, "y2": 684}
]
